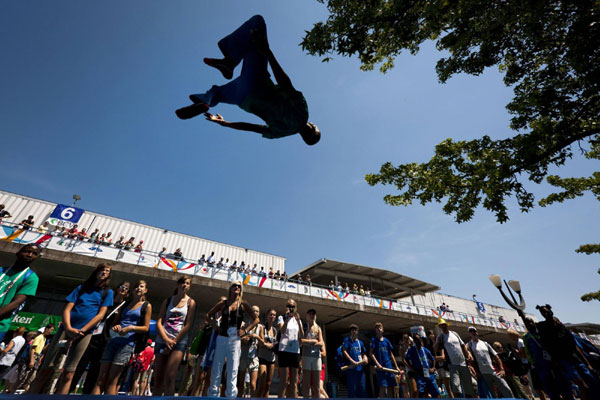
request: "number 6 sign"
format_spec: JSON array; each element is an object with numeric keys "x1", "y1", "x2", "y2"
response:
[{"x1": 50, "y1": 204, "x2": 84, "y2": 223}]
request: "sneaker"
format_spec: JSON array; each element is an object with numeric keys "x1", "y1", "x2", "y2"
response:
[
  {"x1": 175, "y1": 102, "x2": 209, "y2": 120},
  {"x1": 203, "y1": 58, "x2": 233, "y2": 80}
]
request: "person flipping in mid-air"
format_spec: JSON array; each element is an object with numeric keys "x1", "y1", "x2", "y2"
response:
[{"x1": 176, "y1": 15, "x2": 321, "y2": 146}]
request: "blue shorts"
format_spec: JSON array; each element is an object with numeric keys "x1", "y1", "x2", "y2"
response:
[
  {"x1": 376, "y1": 370, "x2": 397, "y2": 387},
  {"x1": 415, "y1": 374, "x2": 440, "y2": 397},
  {"x1": 155, "y1": 338, "x2": 188, "y2": 355},
  {"x1": 101, "y1": 340, "x2": 135, "y2": 365}
]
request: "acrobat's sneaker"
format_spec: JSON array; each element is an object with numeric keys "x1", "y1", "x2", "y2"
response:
[
  {"x1": 175, "y1": 102, "x2": 209, "y2": 120},
  {"x1": 204, "y1": 58, "x2": 233, "y2": 80}
]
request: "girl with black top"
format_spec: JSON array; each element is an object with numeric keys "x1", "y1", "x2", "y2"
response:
[
  {"x1": 257, "y1": 308, "x2": 278, "y2": 398},
  {"x1": 205, "y1": 280, "x2": 259, "y2": 397},
  {"x1": 92, "y1": 280, "x2": 151, "y2": 395}
]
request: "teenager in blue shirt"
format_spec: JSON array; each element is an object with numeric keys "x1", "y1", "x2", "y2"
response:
[
  {"x1": 370, "y1": 322, "x2": 402, "y2": 398},
  {"x1": 342, "y1": 324, "x2": 368, "y2": 397},
  {"x1": 29, "y1": 263, "x2": 113, "y2": 394},
  {"x1": 405, "y1": 334, "x2": 441, "y2": 398}
]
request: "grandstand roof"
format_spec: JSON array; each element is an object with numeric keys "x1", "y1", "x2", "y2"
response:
[{"x1": 291, "y1": 258, "x2": 440, "y2": 299}]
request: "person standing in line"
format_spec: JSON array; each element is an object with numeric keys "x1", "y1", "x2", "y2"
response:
[
  {"x1": 152, "y1": 276, "x2": 196, "y2": 396},
  {"x1": 405, "y1": 334, "x2": 441, "y2": 398},
  {"x1": 205, "y1": 281, "x2": 259, "y2": 397},
  {"x1": 399, "y1": 333, "x2": 417, "y2": 398},
  {"x1": 257, "y1": 308, "x2": 278, "y2": 398},
  {"x1": 434, "y1": 319, "x2": 476, "y2": 398},
  {"x1": 237, "y1": 305, "x2": 262, "y2": 397},
  {"x1": 0, "y1": 244, "x2": 41, "y2": 343},
  {"x1": 29, "y1": 263, "x2": 113, "y2": 394},
  {"x1": 19, "y1": 324, "x2": 55, "y2": 391},
  {"x1": 71, "y1": 281, "x2": 130, "y2": 394},
  {"x1": 131, "y1": 340, "x2": 155, "y2": 396},
  {"x1": 466, "y1": 326, "x2": 513, "y2": 398},
  {"x1": 342, "y1": 324, "x2": 368, "y2": 398},
  {"x1": 92, "y1": 280, "x2": 151, "y2": 395},
  {"x1": 0, "y1": 327, "x2": 26, "y2": 376},
  {"x1": 370, "y1": 322, "x2": 402, "y2": 398},
  {"x1": 277, "y1": 299, "x2": 304, "y2": 398},
  {"x1": 301, "y1": 308, "x2": 324, "y2": 399}
]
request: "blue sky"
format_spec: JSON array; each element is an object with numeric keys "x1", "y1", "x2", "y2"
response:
[{"x1": 2, "y1": 1, "x2": 598, "y2": 323}]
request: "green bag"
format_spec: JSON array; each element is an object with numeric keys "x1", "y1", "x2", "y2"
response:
[{"x1": 190, "y1": 328, "x2": 205, "y2": 355}]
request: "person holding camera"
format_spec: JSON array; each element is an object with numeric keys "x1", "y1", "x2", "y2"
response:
[{"x1": 277, "y1": 299, "x2": 304, "y2": 398}]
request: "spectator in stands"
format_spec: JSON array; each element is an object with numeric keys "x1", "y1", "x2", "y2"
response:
[
  {"x1": 93, "y1": 280, "x2": 152, "y2": 395},
  {"x1": 159, "y1": 247, "x2": 168, "y2": 258},
  {"x1": 301, "y1": 308, "x2": 324, "y2": 399},
  {"x1": 224, "y1": 258, "x2": 230, "y2": 268},
  {"x1": 20, "y1": 215, "x2": 35, "y2": 230},
  {"x1": 0, "y1": 204, "x2": 12, "y2": 222},
  {"x1": 282, "y1": 271, "x2": 288, "y2": 281},
  {"x1": 103, "y1": 232, "x2": 113, "y2": 245},
  {"x1": 365, "y1": 287, "x2": 371, "y2": 297},
  {"x1": 0, "y1": 244, "x2": 41, "y2": 343},
  {"x1": 268, "y1": 268, "x2": 274, "y2": 278},
  {"x1": 89, "y1": 228, "x2": 100, "y2": 242},
  {"x1": 329, "y1": 281, "x2": 335, "y2": 290},
  {"x1": 205, "y1": 281, "x2": 258, "y2": 398},
  {"x1": 173, "y1": 248, "x2": 184, "y2": 261},
  {"x1": 98, "y1": 233, "x2": 107, "y2": 245},
  {"x1": 55, "y1": 226, "x2": 67, "y2": 237},
  {"x1": 277, "y1": 299, "x2": 303, "y2": 398},
  {"x1": 207, "y1": 252, "x2": 215, "y2": 266},
  {"x1": 29, "y1": 263, "x2": 113, "y2": 395},
  {"x1": 0, "y1": 327, "x2": 26, "y2": 376},
  {"x1": 274, "y1": 270, "x2": 281, "y2": 280},
  {"x1": 335, "y1": 282, "x2": 342, "y2": 292},
  {"x1": 77, "y1": 228, "x2": 88, "y2": 241},
  {"x1": 344, "y1": 283, "x2": 350, "y2": 294},
  {"x1": 342, "y1": 324, "x2": 368, "y2": 397},
  {"x1": 124, "y1": 237, "x2": 135, "y2": 251},
  {"x1": 466, "y1": 326, "x2": 513, "y2": 398},
  {"x1": 405, "y1": 334, "x2": 441, "y2": 398},
  {"x1": 67, "y1": 224, "x2": 79, "y2": 238},
  {"x1": 217, "y1": 258, "x2": 224, "y2": 268},
  {"x1": 197, "y1": 254, "x2": 206, "y2": 265},
  {"x1": 134, "y1": 240, "x2": 143, "y2": 253},
  {"x1": 37, "y1": 221, "x2": 50, "y2": 233},
  {"x1": 499, "y1": 315, "x2": 506, "y2": 323},
  {"x1": 230, "y1": 260, "x2": 238, "y2": 271},
  {"x1": 352, "y1": 283, "x2": 359, "y2": 294},
  {"x1": 259, "y1": 267, "x2": 266, "y2": 277},
  {"x1": 305, "y1": 274, "x2": 312, "y2": 286},
  {"x1": 257, "y1": 308, "x2": 278, "y2": 398},
  {"x1": 240, "y1": 261, "x2": 246, "y2": 272},
  {"x1": 370, "y1": 322, "x2": 401, "y2": 398},
  {"x1": 115, "y1": 236, "x2": 125, "y2": 249},
  {"x1": 434, "y1": 319, "x2": 476, "y2": 398},
  {"x1": 359, "y1": 285, "x2": 365, "y2": 296},
  {"x1": 153, "y1": 277, "x2": 196, "y2": 396}
]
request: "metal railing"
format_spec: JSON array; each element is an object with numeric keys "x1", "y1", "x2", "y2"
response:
[{"x1": 0, "y1": 222, "x2": 527, "y2": 331}]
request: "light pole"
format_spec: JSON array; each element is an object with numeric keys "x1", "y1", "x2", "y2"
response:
[
  {"x1": 488, "y1": 274, "x2": 526, "y2": 320},
  {"x1": 72, "y1": 194, "x2": 81, "y2": 206}
]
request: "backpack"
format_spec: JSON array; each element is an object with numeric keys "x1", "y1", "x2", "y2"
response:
[{"x1": 133, "y1": 301, "x2": 149, "y2": 354}]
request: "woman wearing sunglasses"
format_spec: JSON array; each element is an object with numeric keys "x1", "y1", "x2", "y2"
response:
[
  {"x1": 277, "y1": 298, "x2": 304, "y2": 398},
  {"x1": 205, "y1": 281, "x2": 259, "y2": 397}
]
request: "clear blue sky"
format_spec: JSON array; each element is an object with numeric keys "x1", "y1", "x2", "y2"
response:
[{"x1": 2, "y1": 1, "x2": 598, "y2": 324}]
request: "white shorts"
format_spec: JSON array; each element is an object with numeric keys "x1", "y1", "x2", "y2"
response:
[
  {"x1": 302, "y1": 356, "x2": 322, "y2": 371},
  {"x1": 239, "y1": 357, "x2": 259, "y2": 373}
]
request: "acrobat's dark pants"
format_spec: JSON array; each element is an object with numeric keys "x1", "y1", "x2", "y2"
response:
[{"x1": 193, "y1": 15, "x2": 271, "y2": 108}]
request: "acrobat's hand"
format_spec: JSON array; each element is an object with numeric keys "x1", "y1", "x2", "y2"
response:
[
  {"x1": 205, "y1": 113, "x2": 228, "y2": 127},
  {"x1": 250, "y1": 28, "x2": 269, "y2": 56}
]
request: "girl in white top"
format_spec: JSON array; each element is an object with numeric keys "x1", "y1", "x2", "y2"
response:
[
  {"x1": 0, "y1": 327, "x2": 25, "y2": 375},
  {"x1": 153, "y1": 277, "x2": 196, "y2": 396},
  {"x1": 277, "y1": 298, "x2": 304, "y2": 398}
]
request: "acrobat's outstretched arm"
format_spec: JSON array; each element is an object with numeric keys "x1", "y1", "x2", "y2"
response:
[
  {"x1": 205, "y1": 113, "x2": 268, "y2": 135},
  {"x1": 251, "y1": 29, "x2": 294, "y2": 91}
]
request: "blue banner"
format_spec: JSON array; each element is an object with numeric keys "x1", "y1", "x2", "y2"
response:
[{"x1": 49, "y1": 204, "x2": 85, "y2": 223}]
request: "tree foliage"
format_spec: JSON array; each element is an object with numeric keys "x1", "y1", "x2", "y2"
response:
[{"x1": 302, "y1": 0, "x2": 600, "y2": 223}]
